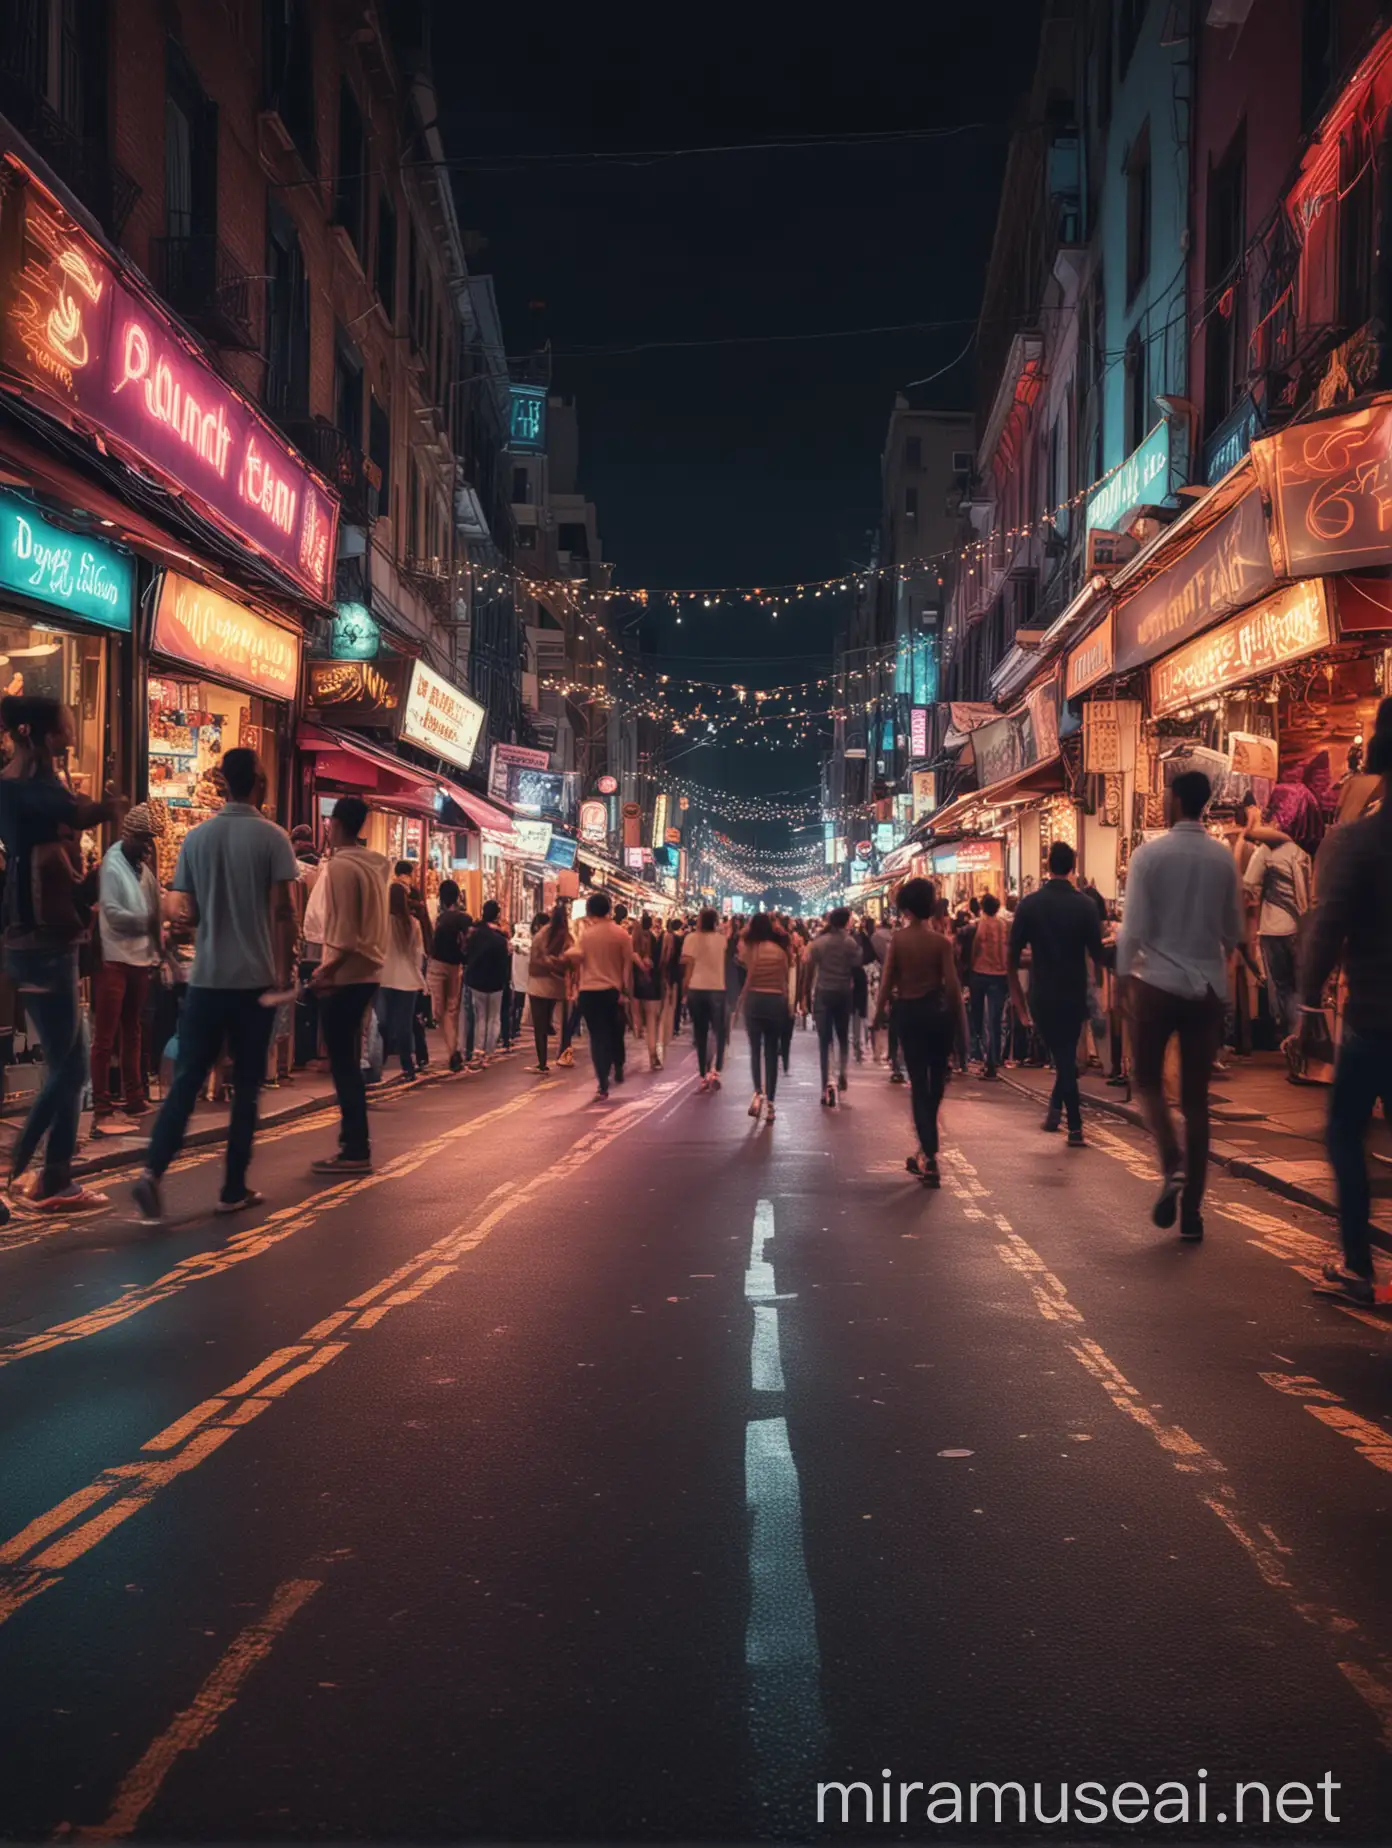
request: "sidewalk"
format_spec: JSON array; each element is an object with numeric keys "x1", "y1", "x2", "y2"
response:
[{"x1": 995, "y1": 1050, "x2": 1392, "y2": 1242}]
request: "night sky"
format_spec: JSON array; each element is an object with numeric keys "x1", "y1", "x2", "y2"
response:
[{"x1": 430, "y1": 5, "x2": 1044, "y2": 806}]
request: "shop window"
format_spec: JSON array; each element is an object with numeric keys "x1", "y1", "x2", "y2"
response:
[
  {"x1": 334, "y1": 325, "x2": 363, "y2": 451},
  {"x1": 1125, "y1": 120, "x2": 1150, "y2": 306},
  {"x1": 165, "y1": 40, "x2": 217, "y2": 241},
  {"x1": 1205, "y1": 123, "x2": 1247, "y2": 428},
  {"x1": 375, "y1": 192, "x2": 396, "y2": 322},
  {"x1": 334, "y1": 79, "x2": 366, "y2": 262},
  {"x1": 262, "y1": 0, "x2": 315, "y2": 168},
  {"x1": 265, "y1": 201, "x2": 310, "y2": 418},
  {"x1": 0, "y1": 614, "x2": 107, "y2": 803},
  {"x1": 148, "y1": 675, "x2": 280, "y2": 885},
  {"x1": 369, "y1": 393, "x2": 391, "y2": 509}
]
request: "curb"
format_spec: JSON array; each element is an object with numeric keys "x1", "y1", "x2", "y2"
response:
[{"x1": 992, "y1": 1067, "x2": 1392, "y2": 1252}]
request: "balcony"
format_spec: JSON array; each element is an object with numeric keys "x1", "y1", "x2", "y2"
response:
[
  {"x1": 0, "y1": 68, "x2": 139, "y2": 238},
  {"x1": 401, "y1": 554, "x2": 453, "y2": 621},
  {"x1": 281, "y1": 418, "x2": 381, "y2": 527},
  {"x1": 148, "y1": 234, "x2": 257, "y2": 350}
]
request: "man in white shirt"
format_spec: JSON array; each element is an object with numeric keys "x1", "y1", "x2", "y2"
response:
[
  {"x1": 91, "y1": 804, "x2": 161, "y2": 1134},
  {"x1": 1244, "y1": 833, "x2": 1311, "y2": 1042},
  {"x1": 310, "y1": 796, "x2": 390, "y2": 1173},
  {"x1": 1117, "y1": 769, "x2": 1243, "y2": 1243}
]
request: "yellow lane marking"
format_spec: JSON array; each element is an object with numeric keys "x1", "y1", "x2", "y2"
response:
[
  {"x1": 0, "y1": 1076, "x2": 682, "y2": 1629},
  {"x1": 1257, "y1": 1371, "x2": 1392, "y2": 1475},
  {"x1": 937, "y1": 1143, "x2": 1392, "y2": 1747},
  {"x1": 75, "y1": 1576, "x2": 321, "y2": 1840},
  {"x1": 0, "y1": 1090, "x2": 542, "y2": 1370}
]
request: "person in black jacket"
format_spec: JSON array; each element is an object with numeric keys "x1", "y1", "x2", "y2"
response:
[
  {"x1": 426, "y1": 880, "x2": 469, "y2": 1072},
  {"x1": 464, "y1": 898, "x2": 510, "y2": 1067}
]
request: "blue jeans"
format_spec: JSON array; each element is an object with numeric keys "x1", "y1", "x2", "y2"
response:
[
  {"x1": 6, "y1": 945, "x2": 85, "y2": 1194},
  {"x1": 375, "y1": 987, "x2": 419, "y2": 1078},
  {"x1": 814, "y1": 992, "x2": 851, "y2": 1087},
  {"x1": 146, "y1": 986, "x2": 276, "y2": 1202},
  {"x1": 1328, "y1": 1027, "x2": 1392, "y2": 1279},
  {"x1": 970, "y1": 973, "x2": 1009, "y2": 1072}
]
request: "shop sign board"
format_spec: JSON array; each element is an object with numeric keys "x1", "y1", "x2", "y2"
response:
[
  {"x1": 0, "y1": 490, "x2": 132, "y2": 630},
  {"x1": 1085, "y1": 422, "x2": 1172, "y2": 538},
  {"x1": 596, "y1": 773, "x2": 619, "y2": 795},
  {"x1": 151, "y1": 570, "x2": 301, "y2": 700},
  {"x1": 1064, "y1": 611, "x2": 1115, "y2": 699},
  {"x1": 488, "y1": 741, "x2": 549, "y2": 802},
  {"x1": 854, "y1": 838, "x2": 873, "y2": 857},
  {"x1": 578, "y1": 798, "x2": 608, "y2": 843},
  {"x1": 2, "y1": 169, "x2": 337, "y2": 600},
  {"x1": 512, "y1": 819, "x2": 554, "y2": 859},
  {"x1": 400, "y1": 662, "x2": 484, "y2": 771},
  {"x1": 955, "y1": 841, "x2": 1000, "y2": 872},
  {"x1": 665, "y1": 826, "x2": 681, "y2": 844},
  {"x1": 911, "y1": 769, "x2": 937, "y2": 820},
  {"x1": 1113, "y1": 489, "x2": 1274, "y2": 676},
  {"x1": 1149, "y1": 578, "x2": 1332, "y2": 718},
  {"x1": 1253, "y1": 399, "x2": 1392, "y2": 579},
  {"x1": 1203, "y1": 394, "x2": 1263, "y2": 485},
  {"x1": 330, "y1": 601, "x2": 380, "y2": 660},
  {"x1": 626, "y1": 847, "x2": 645, "y2": 871},
  {"x1": 305, "y1": 656, "x2": 404, "y2": 725},
  {"x1": 910, "y1": 705, "x2": 928, "y2": 759},
  {"x1": 508, "y1": 385, "x2": 547, "y2": 453},
  {"x1": 652, "y1": 792, "x2": 668, "y2": 847},
  {"x1": 545, "y1": 833, "x2": 577, "y2": 870}
]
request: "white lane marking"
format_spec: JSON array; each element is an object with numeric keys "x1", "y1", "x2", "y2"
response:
[
  {"x1": 751, "y1": 1308, "x2": 785, "y2": 1393},
  {"x1": 745, "y1": 1416, "x2": 818, "y2": 1664}
]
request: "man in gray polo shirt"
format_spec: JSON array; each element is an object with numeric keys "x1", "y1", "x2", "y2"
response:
[{"x1": 134, "y1": 748, "x2": 299, "y2": 1220}]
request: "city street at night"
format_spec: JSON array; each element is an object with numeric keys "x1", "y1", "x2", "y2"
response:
[{"x1": 4, "y1": 1051, "x2": 1392, "y2": 1840}]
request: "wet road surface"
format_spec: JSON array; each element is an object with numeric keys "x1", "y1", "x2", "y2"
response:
[{"x1": 3, "y1": 1027, "x2": 1392, "y2": 1841}]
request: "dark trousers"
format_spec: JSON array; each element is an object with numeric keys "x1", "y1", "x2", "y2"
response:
[
  {"x1": 1328, "y1": 1027, "x2": 1392, "y2": 1279},
  {"x1": 461, "y1": 985, "x2": 476, "y2": 1061},
  {"x1": 91, "y1": 960, "x2": 151, "y2": 1114},
  {"x1": 579, "y1": 987, "x2": 623, "y2": 1090},
  {"x1": 500, "y1": 981, "x2": 514, "y2": 1049},
  {"x1": 1130, "y1": 979, "x2": 1224, "y2": 1217},
  {"x1": 561, "y1": 997, "x2": 579, "y2": 1054},
  {"x1": 894, "y1": 996, "x2": 953, "y2": 1158},
  {"x1": 320, "y1": 982, "x2": 376, "y2": 1162},
  {"x1": 375, "y1": 987, "x2": 419, "y2": 1078},
  {"x1": 412, "y1": 990, "x2": 430, "y2": 1065},
  {"x1": 970, "y1": 973, "x2": 1009, "y2": 1073},
  {"x1": 815, "y1": 992, "x2": 851, "y2": 1087},
  {"x1": 1261, "y1": 934, "x2": 1300, "y2": 1040},
  {"x1": 1037, "y1": 1006, "x2": 1086, "y2": 1134},
  {"x1": 6, "y1": 946, "x2": 85, "y2": 1194},
  {"x1": 745, "y1": 992, "x2": 789, "y2": 1101},
  {"x1": 294, "y1": 959, "x2": 321, "y2": 1065},
  {"x1": 779, "y1": 1008, "x2": 794, "y2": 1072},
  {"x1": 687, "y1": 989, "x2": 727, "y2": 1077},
  {"x1": 146, "y1": 985, "x2": 276, "y2": 1200},
  {"x1": 530, "y1": 995, "x2": 557, "y2": 1067}
]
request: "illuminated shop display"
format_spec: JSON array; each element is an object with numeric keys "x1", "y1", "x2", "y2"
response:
[{"x1": 0, "y1": 490, "x2": 133, "y2": 631}]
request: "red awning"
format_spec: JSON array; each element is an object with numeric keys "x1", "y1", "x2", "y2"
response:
[
  {"x1": 297, "y1": 723, "x2": 441, "y2": 819},
  {"x1": 436, "y1": 776, "x2": 517, "y2": 838}
]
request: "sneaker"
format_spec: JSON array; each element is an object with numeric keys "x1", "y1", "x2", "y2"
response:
[
  {"x1": 593, "y1": 1087, "x2": 610, "y2": 1104},
  {"x1": 448, "y1": 1051, "x2": 464, "y2": 1073},
  {"x1": 748, "y1": 1091, "x2": 764, "y2": 1118},
  {"x1": 889, "y1": 1070, "x2": 906, "y2": 1086},
  {"x1": 1067, "y1": 1128, "x2": 1086, "y2": 1148},
  {"x1": 310, "y1": 1154, "x2": 373, "y2": 1175},
  {"x1": 30, "y1": 1182, "x2": 109, "y2": 1213},
  {"x1": 1151, "y1": 1167, "x2": 1183, "y2": 1229},
  {"x1": 1179, "y1": 1212, "x2": 1204, "y2": 1243},
  {"x1": 1315, "y1": 1262, "x2": 1376, "y2": 1304},
  {"x1": 557, "y1": 1048, "x2": 575, "y2": 1068},
  {"x1": 613, "y1": 1067, "x2": 626, "y2": 1085},
  {"x1": 1041, "y1": 1113, "x2": 1061, "y2": 1134},
  {"x1": 215, "y1": 1189, "x2": 266, "y2": 1215},
  {"x1": 919, "y1": 1154, "x2": 940, "y2": 1189},
  {"x1": 132, "y1": 1173, "x2": 163, "y2": 1222}
]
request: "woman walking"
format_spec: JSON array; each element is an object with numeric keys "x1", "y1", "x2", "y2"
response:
[
  {"x1": 464, "y1": 898, "x2": 509, "y2": 1068},
  {"x1": 739, "y1": 912, "x2": 791, "y2": 1123},
  {"x1": 374, "y1": 883, "x2": 426, "y2": 1081},
  {"x1": 631, "y1": 912, "x2": 665, "y2": 1069},
  {"x1": 872, "y1": 878, "x2": 967, "y2": 1188},
  {"x1": 681, "y1": 908, "x2": 728, "y2": 1092},
  {"x1": 525, "y1": 904, "x2": 571, "y2": 1074}
]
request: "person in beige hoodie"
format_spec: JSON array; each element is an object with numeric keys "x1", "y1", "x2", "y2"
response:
[{"x1": 310, "y1": 795, "x2": 390, "y2": 1173}]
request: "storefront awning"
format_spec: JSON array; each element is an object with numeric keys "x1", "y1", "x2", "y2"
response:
[
  {"x1": 298, "y1": 723, "x2": 448, "y2": 821},
  {"x1": 436, "y1": 778, "x2": 517, "y2": 838},
  {"x1": 922, "y1": 757, "x2": 1064, "y2": 840}
]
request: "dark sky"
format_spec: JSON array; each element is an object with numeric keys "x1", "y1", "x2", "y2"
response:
[{"x1": 429, "y1": 5, "x2": 1044, "y2": 810}]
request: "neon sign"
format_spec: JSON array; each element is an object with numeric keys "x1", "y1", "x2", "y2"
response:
[
  {"x1": 0, "y1": 491, "x2": 132, "y2": 631},
  {"x1": 151, "y1": 570, "x2": 302, "y2": 700},
  {"x1": 1, "y1": 165, "x2": 339, "y2": 601}
]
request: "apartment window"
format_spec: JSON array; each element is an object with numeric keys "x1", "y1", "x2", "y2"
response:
[
  {"x1": 165, "y1": 41, "x2": 217, "y2": 240},
  {"x1": 265, "y1": 202, "x2": 309, "y2": 417},
  {"x1": 1124, "y1": 326, "x2": 1147, "y2": 455},
  {"x1": 512, "y1": 467, "x2": 529, "y2": 505},
  {"x1": 334, "y1": 326, "x2": 363, "y2": 450},
  {"x1": 1301, "y1": 0, "x2": 1337, "y2": 131},
  {"x1": 904, "y1": 485, "x2": 918, "y2": 519},
  {"x1": 558, "y1": 522, "x2": 589, "y2": 559},
  {"x1": 1118, "y1": 0, "x2": 1146, "y2": 80},
  {"x1": 375, "y1": 193, "x2": 396, "y2": 322},
  {"x1": 905, "y1": 435, "x2": 922, "y2": 469},
  {"x1": 407, "y1": 218, "x2": 420, "y2": 349},
  {"x1": 335, "y1": 80, "x2": 366, "y2": 261},
  {"x1": 1205, "y1": 123, "x2": 1246, "y2": 428},
  {"x1": 1338, "y1": 111, "x2": 1375, "y2": 331},
  {"x1": 369, "y1": 393, "x2": 390, "y2": 508},
  {"x1": 261, "y1": 0, "x2": 314, "y2": 166},
  {"x1": 408, "y1": 456, "x2": 420, "y2": 556},
  {"x1": 1125, "y1": 121, "x2": 1151, "y2": 305}
]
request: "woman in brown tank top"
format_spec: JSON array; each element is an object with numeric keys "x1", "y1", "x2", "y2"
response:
[{"x1": 872, "y1": 877, "x2": 968, "y2": 1186}]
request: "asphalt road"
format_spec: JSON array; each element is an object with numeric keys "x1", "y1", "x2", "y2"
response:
[{"x1": 3, "y1": 1023, "x2": 1392, "y2": 1843}]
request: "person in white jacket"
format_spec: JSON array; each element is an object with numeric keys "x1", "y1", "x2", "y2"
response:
[
  {"x1": 91, "y1": 804, "x2": 161, "y2": 1133},
  {"x1": 373, "y1": 882, "x2": 426, "y2": 1080}
]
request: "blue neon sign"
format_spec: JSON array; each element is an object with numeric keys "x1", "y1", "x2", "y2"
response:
[
  {"x1": 0, "y1": 492, "x2": 133, "y2": 631},
  {"x1": 509, "y1": 386, "x2": 547, "y2": 453}
]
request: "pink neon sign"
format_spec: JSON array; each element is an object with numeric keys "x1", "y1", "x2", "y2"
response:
[{"x1": 2, "y1": 164, "x2": 338, "y2": 601}]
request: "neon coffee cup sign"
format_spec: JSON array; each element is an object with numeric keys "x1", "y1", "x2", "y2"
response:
[{"x1": 2, "y1": 166, "x2": 338, "y2": 601}]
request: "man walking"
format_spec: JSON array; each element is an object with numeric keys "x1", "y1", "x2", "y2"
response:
[
  {"x1": 1301, "y1": 701, "x2": 1392, "y2": 1303},
  {"x1": 309, "y1": 796, "x2": 390, "y2": 1174},
  {"x1": 566, "y1": 890, "x2": 633, "y2": 1101},
  {"x1": 133, "y1": 749, "x2": 300, "y2": 1219},
  {"x1": 1244, "y1": 825, "x2": 1311, "y2": 1046},
  {"x1": 464, "y1": 899, "x2": 510, "y2": 1068},
  {"x1": 1008, "y1": 841, "x2": 1103, "y2": 1149},
  {"x1": 426, "y1": 879, "x2": 469, "y2": 1072},
  {"x1": 1117, "y1": 770, "x2": 1243, "y2": 1241},
  {"x1": 969, "y1": 891, "x2": 1010, "y2": 1078},
  {"x1": 91, "y1": 803, "x2": 161, "y2": 1136}
]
